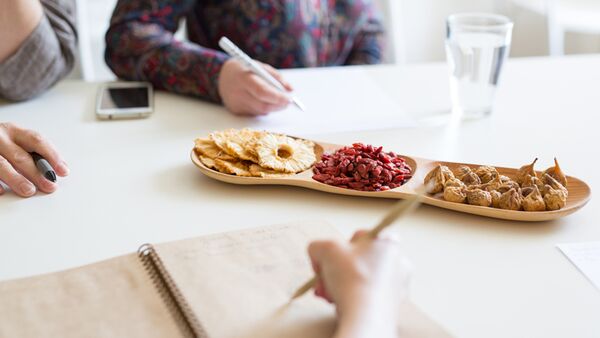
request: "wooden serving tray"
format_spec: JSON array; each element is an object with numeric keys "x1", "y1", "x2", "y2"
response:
[{"x1": 191, "y1": 141, "x2": 591, "y2": 222}]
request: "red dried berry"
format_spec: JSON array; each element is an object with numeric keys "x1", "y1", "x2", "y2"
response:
[{"x1": 312, "y1": 143, "x2": 412, "y2": 191}]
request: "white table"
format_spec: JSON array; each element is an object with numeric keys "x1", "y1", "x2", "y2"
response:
[{"x1": 1, "y1": 55, "x2": 599, "y2": 338}]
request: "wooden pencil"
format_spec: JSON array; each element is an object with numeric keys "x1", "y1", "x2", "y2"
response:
[{"x1": 290, "y1": 185, "x2": 428, "y2": 300}]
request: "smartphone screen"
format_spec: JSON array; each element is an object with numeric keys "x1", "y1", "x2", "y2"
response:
[{"x1": 100, "y1": 87, "x2": 150, "y2": 109}]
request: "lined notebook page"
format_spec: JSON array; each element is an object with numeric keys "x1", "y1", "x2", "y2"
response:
[
  {"x1": 0, "y1": 254, "x2": 182, "y2": 338},
  {"x1": 155, "y1": 221, "x2": 452, "y2": 338}
]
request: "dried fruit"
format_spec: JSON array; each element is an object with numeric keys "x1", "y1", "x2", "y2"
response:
[
  {"x1": 424, "y1": 165, "x2": 454, "y2": 193},
  {"x1": 474, "y1": 165, "x2": 498, "y2": 184},
  {"x1": 257, "y1": 133, "x2": 316, "y2": 173},
  {"x1": 490, "y1": 190, "x2": 502, "y2": 208},
  {"x1": 543, "y1": 158, "x2": 567, "y2": 188},
  {"x1": 542, "y1": 173, "x2": 568, "y2": 196},
  {"x1": 460, "y1": 171, "x2": 481, "y2": 186},
  {"x1": 248, "y1": 164, "x2": 290, "y2": 178},
  {"x1": 498, "y1": 188, "x2": 523, "y2": 211},
  {"x1": 466, "y1": 188, "x2": 492, "y2": 207},
  {"x1": 213, "y1": 159, "x2": 252, "y2": 177},
  {"x1": 484, "y1": 175, "x2": 503, "y2": 192},
  {"x1": 194, "y1": 138, "x2": 236, "y2": 161},
  {"x1": 444, "y1": 178, "x2": 466, "y2": 189},
  {"x1": 497, "y1": 181, "x2": 521, "y2": 194},
  {"x1": 544, "y1": 185, "x2": 568, "y2": 211},
  {"x1": 456, "y1": 166, "x2": 472, "y2": 178},
  {"x1": 516, "y1": 158, "x2": 538, "y2": 185},
  {"x1": 523, "y1": 186, "x2": 546, "y2": 211},
  {"x1": 444, "y1": 186, "x2": 467, "y2": 203},
  {"x1": 196, "y1": 129, "x2": 316, "y2": 177},
  {"x1": 312, "y1": 143, "x2": 412, "y2": 191},
  {"x1": 199, "y1": 156, "x2": 217, "y2": 169},
  {"x1": 431, "y1": 159, "x2": 570, "y2": 212}
]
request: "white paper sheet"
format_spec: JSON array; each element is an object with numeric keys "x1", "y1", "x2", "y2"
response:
[
  {"x1": 557, "y1": 242, "x2": 600, "y2": 291},
  {"x1": 242, "y1": 66, "x2": 417, "y2": 135}
]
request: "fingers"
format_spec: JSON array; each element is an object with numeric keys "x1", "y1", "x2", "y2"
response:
[
  {"x1": 0, "y1": 182, "x2": 5, "y2": 195},
  {"x1": 314, "y1": 278, "x2": 333, "y2": 303},
  {"x1": 11, "y1": 125, "x2": 69, "y2": 177},
  {"x1": 0, "y1": 123, "x2": 67, "y2": 197},
  {"x1": 308, "y1": 240, "x2": 343, "y2": 301},
  {"x1": 350, "y1": 229, "x2": 370, "y2": 243},
  {"x1": 308, "y1": 240, "x2": 342, "y2": 264},
  {"x1": 259, "y1": 62, "x2": 294, "y2": 91},
  {"x1": 0, "y1": 142, "x2": 56, "y2": 194},
  {"x1": 0, "y1": 155, "x2": 36, "y2": 197},
  {"x1": 246, "y1": 73, "x2": 290, "y2": 107},
  {"x1": 229, "y1": 91, "x2": 280, "y2": 116},
  {"x1": 219, "y1": 59, "x2": 291, "y2": 116}
]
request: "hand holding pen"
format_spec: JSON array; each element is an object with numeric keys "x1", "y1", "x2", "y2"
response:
[
  {"x1": 217, "y1": 37, "x2": 305, "y2": 116},
  {"x1": 0, "y1": 123, "x2": 68, "y2": 197}
]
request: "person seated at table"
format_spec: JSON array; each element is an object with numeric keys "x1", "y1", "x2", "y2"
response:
[
  {"x1": 310, "y1": 229, "x2": 410, "y2": 338},
  {"x1": 0, "y1": 123, "x2": 69, "y2": 197},
  {"x1": 104, "y1": 0, "x2": 384, "y2": 116},
  {"x1": 0, "y1": 0, "x2": 77, "y2": 101}
]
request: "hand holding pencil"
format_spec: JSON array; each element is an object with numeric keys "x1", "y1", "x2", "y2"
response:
[
  {"x1": 289, "y1": 188, "x2": 428, "y2": 338},
  {"x1": 307, "y1": 230, "x2": 412, "y2": 338},
  {"x1": 292, "y1": 187, "x2": 426, "y2": 300}
]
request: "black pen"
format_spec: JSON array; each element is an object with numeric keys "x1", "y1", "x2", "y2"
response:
[{"x1": 30, "y1": 152, "x2": 57, "y2": 182}]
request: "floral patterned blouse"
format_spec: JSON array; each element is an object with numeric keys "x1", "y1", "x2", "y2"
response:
[{"x1": 105, "y1": 0, "x2": 384, "y2": 102}]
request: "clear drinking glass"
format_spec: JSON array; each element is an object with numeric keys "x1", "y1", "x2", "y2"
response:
[{"x1": 445, "y1": 13, "x2": 513, "y2": 119}]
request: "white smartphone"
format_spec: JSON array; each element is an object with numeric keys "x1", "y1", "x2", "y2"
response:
[{"x1": 96, "y1": 82, "x2": 154, "y2": 120}]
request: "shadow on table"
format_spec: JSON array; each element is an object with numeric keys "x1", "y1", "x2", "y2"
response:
[
  {"x1": 417, "y1": 203, "x2": 565, "y2": 237},
  {"x1": 151, "y1": 162, "x2": 392, "y2": 210}
]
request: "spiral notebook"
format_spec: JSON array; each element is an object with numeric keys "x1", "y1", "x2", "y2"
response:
[{"x1": 0, "y1": 221, "x2": 451, "y2": 338}]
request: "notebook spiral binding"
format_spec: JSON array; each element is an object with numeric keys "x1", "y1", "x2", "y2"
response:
[{"x1": 138, "y1": 244, "x2": 210, "y2": 338}]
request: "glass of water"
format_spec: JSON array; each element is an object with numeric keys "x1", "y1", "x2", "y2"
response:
[{"x1": 445, "y1": 13, "x2": 513, "y2": 119}]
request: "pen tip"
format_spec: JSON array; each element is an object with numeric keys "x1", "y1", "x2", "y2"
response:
[{"x1": 45, "y1": 171, "x2": 57, "y2": 183}]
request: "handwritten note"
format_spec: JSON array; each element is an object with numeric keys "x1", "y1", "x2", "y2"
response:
[
  {"x1": 557, "y1": 242, "x2": 600, "y2": 291},
  {"x1": 155, "y1": 221, "x2": 452, "y2": 338}
]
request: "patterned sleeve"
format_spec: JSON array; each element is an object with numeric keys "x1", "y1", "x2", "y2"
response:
[
  {"x1": 344, "y1": 2, "x2": 385, "y2": 65},
  {"x1": 104, "y1": 0, "x2": 229, "y2": 102}
]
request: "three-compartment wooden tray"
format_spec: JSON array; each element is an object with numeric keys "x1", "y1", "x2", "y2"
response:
[{"x1": 191, "y1": 141, "x2": 591, "y2": 222}]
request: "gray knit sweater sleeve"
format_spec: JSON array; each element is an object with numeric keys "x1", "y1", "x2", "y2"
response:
[{"x1": 0, "y1": 0, "x2": 77, "y2": 101}]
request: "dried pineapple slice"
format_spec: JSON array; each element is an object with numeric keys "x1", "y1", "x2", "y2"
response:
[
  {"x1": 249, "y1": 164, "x2": 291, "y2": 178},
  {"x1": 194, "y1": 138, "x2": 236, "y2": 161},
  {"x1": 199, "y1": 156, "x2": 217, "y2": 169},
  {"x1": 209, "y1": 129, "x2": 240, "y2": 157},
  {"x1": 213, "y1": 158, "x2": 253, "y2": 177},
  {"x1": 226, "y1": 129, "x2": 264, "y2": 163},
  {"x1": 210, "y1": 129, "x2": 264, "y2": 162},
  {"x1": 256, "y1": 134, "x2": 316, "y2": 173}
]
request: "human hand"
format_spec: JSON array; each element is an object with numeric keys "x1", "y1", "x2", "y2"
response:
[
  {"x1": 217, "y1": 58, "x2": 292, "y2": 116},
  {"x1": 308, "y1": 230, "x2": 411, "y2": 338},
  {"x1": 0, "y1": 123, "x2": 69, "y2": 197}
]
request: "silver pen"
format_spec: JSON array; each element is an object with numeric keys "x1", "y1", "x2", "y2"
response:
[{"x1": 218, "y1": 37, "x2": 306, "y2": 111}]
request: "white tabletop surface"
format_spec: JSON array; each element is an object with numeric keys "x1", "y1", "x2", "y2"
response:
[{"x1": 1, "y1": 55, "x2": 599, "y2": 338}]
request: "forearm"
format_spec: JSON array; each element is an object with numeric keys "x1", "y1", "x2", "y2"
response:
[
  {"x1": 0, "y1": 0, "x2": 43, "y2": 62},
  {"x1": 105, "y1": 22, "x2": 229, "y2": 102},
  {"x1": 105, "y1": 0, "x2": 229, "y2": 102}
]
